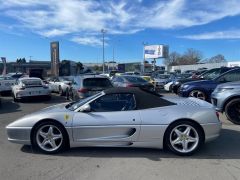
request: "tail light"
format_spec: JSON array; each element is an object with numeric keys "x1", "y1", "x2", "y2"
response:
[
  {"x1": 126, "y1": 84, "x2": 134, "y2": 87},
  {"x1": 78, "y1": 88, "x2": 88, "y2": 93}
]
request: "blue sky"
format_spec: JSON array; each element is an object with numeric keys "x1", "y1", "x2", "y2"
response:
[{"x1": 0, "y1": 0, "x2": 240, "y2": 65}]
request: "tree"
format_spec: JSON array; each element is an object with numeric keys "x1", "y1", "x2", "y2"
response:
[
  {"x1": 181, "y1": 48, "x2": 202, "y2": 65},
  {"x1": 76, "y1": 62, "x2": 84, "y2": 74},
  {"x1": 208, "y1": 54, "x2": 226, "y2": 63},
  {"x1": 164, "y1": 51, "x2": 181, "y2": 66}
]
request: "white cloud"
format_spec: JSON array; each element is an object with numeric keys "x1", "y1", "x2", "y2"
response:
[
  {"x1": 1, "y1": 0, "x2": 240, "y2": 46},
  {"x1": 180, "y1": 30, "x2": 240, "y2": 40},
  {"x1": 71, "y1": 36, "x2": 103, "y2": 46}
]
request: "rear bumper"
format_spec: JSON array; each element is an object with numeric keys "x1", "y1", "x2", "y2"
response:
[
  {"x1": 6, "y1": 126, "x2": 32, "y2": 145},
  {"x1": 201, "y1": 122, "x2": 222, "y2": 142}
]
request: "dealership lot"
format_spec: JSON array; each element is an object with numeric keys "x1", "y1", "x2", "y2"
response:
[{"x1": 0, "y1": 94, "x2": 240, "y2": 180}]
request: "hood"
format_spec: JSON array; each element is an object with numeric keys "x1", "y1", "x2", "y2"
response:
[
  {"x1": 163, "y1": 96, "x2": 213, "y2": 108},
  {"x1": 184, "y1": 80, "x2": 215, "y2": 86},
  {"x1": 177, "y1": 78, "x2": 196, "y2": 83},
  {"x1": 24, "y1": 103, "x2": 71, "y2": 117}
]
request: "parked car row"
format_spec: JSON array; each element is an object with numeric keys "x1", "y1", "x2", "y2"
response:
[{"x1": 169, "y1": 67, "x2": 240, "y2": 125}]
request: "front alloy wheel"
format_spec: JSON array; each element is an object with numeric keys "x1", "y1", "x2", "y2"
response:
[
  {"x1": 189, "y1": 90, "x2": 206, "y2": 101},
  {"x1": 32, "y1": 122, "x2": 67, "y2": 154},
  {"x1": 225, "y1": 98, "x2": 240, "y2": 125},
  {"x1": 165, "y1": 121, "x2": 203, "y2": 155}
]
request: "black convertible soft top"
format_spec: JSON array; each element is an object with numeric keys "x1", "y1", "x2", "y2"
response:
[{"x1": 103, "y1": 87, "x2": 176, "y2": 110}]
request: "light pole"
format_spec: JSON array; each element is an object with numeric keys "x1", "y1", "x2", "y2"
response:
[
  {"x1": 142, "y1": 42, "x2": 148, "y2": 74},
  {"x1": 101, "y1": 29, "x2": 107, "y2": 74}
]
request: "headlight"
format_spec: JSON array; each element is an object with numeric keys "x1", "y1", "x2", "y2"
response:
[
  {"x1": 182, "y1": 84, "x2": 189, "y2": 89},
  {"x1": 175, "y1": 81, "x2": 180, "y2": 85},
  {"x1": 215, "y1": 88, "x2": 234, "y2": 93}
]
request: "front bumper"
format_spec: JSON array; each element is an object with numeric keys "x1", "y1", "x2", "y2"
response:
[
  {"x1": 6, "y1": 126, "x2": 32, "y2": 145},
  {"x1": 211, "y1": 92, "x2": 225, "y2": 112},
  {"x1": 201, "y1": 122, "x2": 222, "y2": 142}
]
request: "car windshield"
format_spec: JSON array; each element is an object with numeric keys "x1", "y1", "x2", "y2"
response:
[
  {"x1": 67, "y1": 92, "x2": 103, "y2": 111},
  {"x1": 176, "y1": 74, "x2": 191, "y2": 79},
  {"x1": 202, "y1": 69, "x2": 221, "y2": 80},
  {"x1": 83, "y1": 78, "x2": 112, "y2": 88},
  {"x1": 124, "y1": 76, "x2": 147, "y2": 83}
]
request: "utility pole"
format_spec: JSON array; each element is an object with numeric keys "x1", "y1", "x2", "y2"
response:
[{"x1": 101, "y1": 29, "x2": 107, "y2": 74}]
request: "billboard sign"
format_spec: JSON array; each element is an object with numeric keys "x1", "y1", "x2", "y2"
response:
[{"x1": 144, "y1": 45, "x2": 169, "y2": 59}]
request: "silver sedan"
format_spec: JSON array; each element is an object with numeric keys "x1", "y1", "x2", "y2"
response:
[{"x1": 6, "y1": 87, "x2": 221, "y2": 156}]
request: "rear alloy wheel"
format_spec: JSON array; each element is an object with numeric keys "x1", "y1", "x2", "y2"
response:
[
  {"x1": 32, "y1": 121, "x2": 68, "y2": 154},
  {"x1": 165, "y1": 121, "x2": 204, "y2": 155},
  {"x1": 189, "y1": 90, "x2": 206, "y2": 101},
  {"x1": 225, "y1": 98, "x2": 240, "y2": 125}
]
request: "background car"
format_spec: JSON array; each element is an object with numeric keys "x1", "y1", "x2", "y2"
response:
[
  {"x1": 211, "y1": 81, "x2": 240, "y2": 125},
  {"x1": 172, "y1": 67, "x2": 233, "y2": 94},
  {"x1": 152, "y1": 74, "x2": 171, "y2": 91},
  {"x1": 48, "y1": 76, "x2": 73, "y2": 96},
  {"x1": 179, "y1": 68, "x2": 240, "y2": 101},
  {"x1": 6, "y1": 87, "x2": 221, "y2": 156},
  {"x1": 68, "y1": 75, "x2": 113, "y2": 100},
  {"x1": 12, "y1": 77, "x2": 51, "y2": 102},
  {"x1": 165, "y1": 73, "x2": 192, "y2": 92},
  {"x1": 112, "y1": 75, "x2": 154, "y2": 91},
  {"x1": 0, "y1": 75, "x2": 16, "y2": 95}
]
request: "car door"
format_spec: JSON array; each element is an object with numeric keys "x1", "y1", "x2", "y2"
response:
[{"x1": 72, "y1": 93, "x2": 141, "y2": 147}]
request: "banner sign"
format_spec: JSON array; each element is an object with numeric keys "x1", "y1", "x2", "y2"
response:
[
  {"x1": 144, "y1": 45, "x2": 169, "y2": 59},
  {"x1": 1, "y1": 57, "x2": 7, "y2": 75}
]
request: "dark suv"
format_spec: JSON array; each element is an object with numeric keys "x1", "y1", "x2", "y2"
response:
[
  {"x1": 178, "y1": 67, "x2": 240, "y2": 101},
  {"x1": 172, "y1": 67, "x2": 234, "y2": 94}
]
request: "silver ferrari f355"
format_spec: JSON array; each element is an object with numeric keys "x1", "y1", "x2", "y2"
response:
[{"x1": 6, "y1": 87, "x2": 221, "y2": 155}]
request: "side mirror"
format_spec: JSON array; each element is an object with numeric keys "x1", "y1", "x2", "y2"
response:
[{"x1": 80, "y1": 104, "x2": 91, "y2": 112}]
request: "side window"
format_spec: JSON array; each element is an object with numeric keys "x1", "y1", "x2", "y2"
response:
[
  {"x1": 118, "y1": 77, "x2": 124, "y2": 83},
  {"x1": 89, "y1": 93, "x2": 136, "y2": 112},
  {"x1": 218, "y1": 70, "x2": 240, "y2": 83}
]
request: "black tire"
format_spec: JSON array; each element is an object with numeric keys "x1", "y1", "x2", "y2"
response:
[
  {"x1": 188, "y1": 90, "x2": 206, "y2": 101},
  {"x1": 68, "y1": 88, "x2": 75, "y2": 101},
  {"x1": 225, "y1": 98, "x2": 240, "y2": 125},
  {"x1": 169, "y1": 84, "x2": 173, "y2": 92},
  {"x1": 66, "y1": 88, "x2": 70, "y2": 100},
  {"x1": 164, "y1": 120, "x2": 204, "y2": 156},
  {"x1": 46, "y1": 95, "x2": 51, "y2": 101},
  {"x1": 13, "y1": 94, "x2": 19, "y2": 102},
  {"x1": 32, "y1": 121, "x2": 68, "y2": 154},
  {"x1": 59, "y1": 86, "x2": 64, "y2": 96}
]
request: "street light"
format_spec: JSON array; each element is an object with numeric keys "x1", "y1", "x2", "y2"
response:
[
  {"x1": 101, "y1": 29, "x2": 107, "y2": 74},
  {"x1": 142, "y1": 42, "x2": 148, "y2": 74}
]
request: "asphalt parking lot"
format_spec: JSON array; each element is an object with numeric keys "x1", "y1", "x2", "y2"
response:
[{"x1": 0, "y1": 93, "x2": 240, "y2": 180}]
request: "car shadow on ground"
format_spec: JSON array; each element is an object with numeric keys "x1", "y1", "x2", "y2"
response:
[
  {"x1": 21, "y1": 128, "x2": 240, "y2": 161},
  {"x1": 18, "y1": 94, "x2": 69, "y2": 104},
  {"x1": 0, "y1": 98, "x2": 21, "y2": 114}
]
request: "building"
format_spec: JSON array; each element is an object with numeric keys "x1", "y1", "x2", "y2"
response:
[
  {"x1": 0, "y1": 60, "x2": 51, "y2": 76},
  {"x1": 169, "y1": 61, "x2": 240, "y2": 73}
]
